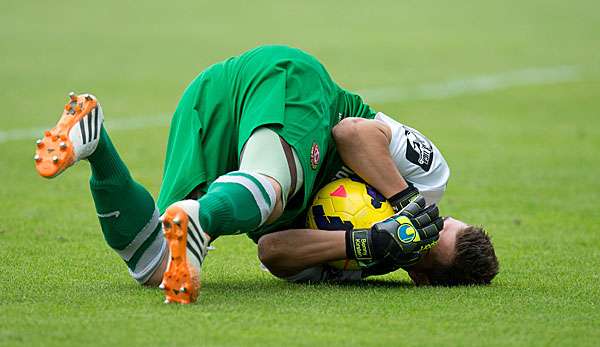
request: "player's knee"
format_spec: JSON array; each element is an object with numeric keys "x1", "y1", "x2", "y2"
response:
[{"x1": 257, "y1": 233, "x2": 283, "y2": 267}]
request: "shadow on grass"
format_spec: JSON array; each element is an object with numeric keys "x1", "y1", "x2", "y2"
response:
[{"x1": 199, "y1": 277, "x2": 416, "y2": 294}]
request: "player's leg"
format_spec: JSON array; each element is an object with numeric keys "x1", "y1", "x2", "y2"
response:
[
  {"x1": 35, "y1": 93, "x2": 165, "y2": 285},
  {"x1": 234, "y1": 126, "x2": 303, "y2": 223},
  {"x1": 89, "y1": 127, "x2": 165, "y2": 285},
  {"x1": 159, "y1": 126, "x2": 302, "y2": 303}
]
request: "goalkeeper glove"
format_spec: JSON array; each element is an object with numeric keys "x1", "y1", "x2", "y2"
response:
[{"x1": 346, "y1": 195, "x2": 443, "y2": 268}]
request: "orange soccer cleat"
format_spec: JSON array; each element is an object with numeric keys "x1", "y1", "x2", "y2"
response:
[
  {"x1": 34, "y1": 92, "x2": 103, "y2": 178},
  {"x1": 159, "y1": 200, "x2": 209, "y2": 304}
]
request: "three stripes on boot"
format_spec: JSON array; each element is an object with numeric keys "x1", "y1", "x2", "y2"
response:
[
  {"x1": 186, "y1": 217, "x2": 208, "y2": 264},
  {"x1": 79, "y1": 106, "x2": 100, "y2": 144}
]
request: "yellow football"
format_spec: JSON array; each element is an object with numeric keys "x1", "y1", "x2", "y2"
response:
[{"x1": 306, "y1": 178, "x2": 395, "y2": 270}]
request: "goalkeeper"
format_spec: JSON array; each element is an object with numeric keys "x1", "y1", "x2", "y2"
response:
[
  {"x1": 34, "y1": 45, "x2": 493, "y2": 304},
  {"x1": 257, "y1": 114, "x2": 499, "y2": 285}
]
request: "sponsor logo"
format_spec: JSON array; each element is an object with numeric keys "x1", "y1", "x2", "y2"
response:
[
  {"x1": 404, "y1": 126, "x2": 433, "y2": 172},
  {"x1": 354, "y1": 238, "x2": 368, "y2": 258},
  {"x1": 418, "y1": 240, "x2": 438, "y2": 253},
  {"x1": 97, "y1": 210, "x2": 120, "y2": 219},
  {"x1": 397, "y1": 222, "x2": 417, "y2": 243},
  {"x1": 352, "y1": 230, "x2": 371, "y2": 259},
  {"x1": 310, "y1": 142, "x2": 320, "y2": 170}
]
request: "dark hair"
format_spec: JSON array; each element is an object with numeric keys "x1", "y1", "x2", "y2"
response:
[{"x1": 428, "y1": 226, "x2": 499, "y2": 286}]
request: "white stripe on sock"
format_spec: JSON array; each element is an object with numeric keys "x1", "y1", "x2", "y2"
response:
[
  {"x1": 214, "y1": 175, "x2": 275, "y2": 225},
  {"x1": 238, "y1": 171, "x2": 277, "y2": 210},
  {"x1": 115, "y1": 208, "x2": 159, "y2": 261},
  {"x1": 128, "y1": 232, "x2": 167, "y2": 284}
]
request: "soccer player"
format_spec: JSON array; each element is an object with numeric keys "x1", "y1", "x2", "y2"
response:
[
  {"x1": 257, "y1": 115, "x2": 499, "y2": 285},
  {"x1": 33, "y1": 45, "x2": 493, "y2": 304}
]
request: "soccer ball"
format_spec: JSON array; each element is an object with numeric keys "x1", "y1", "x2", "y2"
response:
[{"x1": 306, "y1": 178, "x2": 395, "y2": 270}]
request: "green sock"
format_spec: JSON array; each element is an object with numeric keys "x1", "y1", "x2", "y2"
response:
[
  {"x1": 88, "y1": 128, "x2": 162, "y2": 281},
  {"x1": 199, "y1": 171, "x2": 276, "y2": 238},
  {"x1": 88, "y1": 127, "x2": 133, "y2": 183}
]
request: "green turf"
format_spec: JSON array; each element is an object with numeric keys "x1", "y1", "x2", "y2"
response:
[{"x1": 1, "y1": 0, "x2": 599, "y2": 346}]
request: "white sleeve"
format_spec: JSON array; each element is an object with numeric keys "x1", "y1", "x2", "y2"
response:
[{"x1": 374, "y1": 112, "x2": 450, "y2": 205}]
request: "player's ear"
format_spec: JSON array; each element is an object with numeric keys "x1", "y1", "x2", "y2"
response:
[{"x1": 408, "y1": 270, "x2": 430, "y2": 286}]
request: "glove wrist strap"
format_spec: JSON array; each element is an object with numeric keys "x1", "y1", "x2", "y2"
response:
[{"x1": 388, "y1": 185, "x2": 419, "y2": 212}]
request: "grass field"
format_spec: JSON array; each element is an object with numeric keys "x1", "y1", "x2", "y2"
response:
[{"x1": 1, "y1": 1, "x2": 599, "y2": 346}]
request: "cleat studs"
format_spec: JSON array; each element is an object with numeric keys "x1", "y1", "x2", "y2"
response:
[
  {"x1": 164, "y1": 299, "x2": 171, "y2": 304},
  {"x1": 36, "y1": 139, "x2": 43, "y2": 147},
  {"x1": 34, "y1": 154, "x2": 41, "y2": 162},
  {"x1": 173, "y1": 216, "x2": 181, "y2": 225},
  {"x1": 158, "y1": 283, "x2": 165, "y2": 290},
  {"x1": 180, "y1": 287, "x2": 187, "y2": 293},
  {"x1": 52, "y1": 155, "x2": 59, "y2": 164},
  {"x1": 59, "y1": 142, "x2": 67, "y2": 150},
  {"x1": 84, "y1": 95, "x2": 92, "y2": 101}
]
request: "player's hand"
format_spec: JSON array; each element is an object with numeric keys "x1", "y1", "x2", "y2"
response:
[
  {"x1": 373, "y1": 195, "x2": 443, "y2": 257},
  {"x1": 348, "y1": 196, "x2": 443, "y2": 267},
  {"x1": 388, "y1": 185, "x2": 420, "y2": 212}
]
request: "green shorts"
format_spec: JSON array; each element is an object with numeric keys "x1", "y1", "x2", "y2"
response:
[{"x1": 157, "y1": 46, "x2": 348, "y2": 242}]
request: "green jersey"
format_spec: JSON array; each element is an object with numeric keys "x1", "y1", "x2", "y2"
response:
[{"x1": 157, "y1": 45, "x2": 375, "y2": 242}]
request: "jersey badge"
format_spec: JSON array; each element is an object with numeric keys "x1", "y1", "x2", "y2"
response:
[
  {"x1": 404, "y1": 126, "x2": 433, "y2": 172},
  {"x1": 310, "y1": 142, "x2": 320, "y2": 170}
]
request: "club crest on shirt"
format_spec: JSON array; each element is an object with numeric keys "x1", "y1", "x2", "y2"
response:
[
  {"x1": 404, "y1": 126, "x2": 433, "y2": 172},
  {"x1": 310, "y1": 142, "x2": 320, "y2": 170}
]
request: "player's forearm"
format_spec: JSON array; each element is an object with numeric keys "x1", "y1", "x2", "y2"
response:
[
  {"x1": 332, "y1": 118, "x2": 408, "y2": 198},
  {"x1": 257, "y1": 229, "x2": 346, "y2": 277}
]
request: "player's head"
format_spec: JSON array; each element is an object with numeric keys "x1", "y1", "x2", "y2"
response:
[{"x1": 407, "y1": 217, "x2": 499, "y2": 286}]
